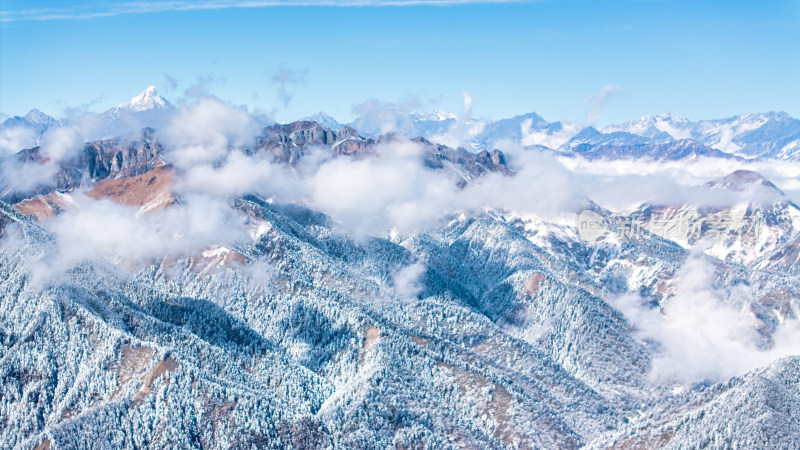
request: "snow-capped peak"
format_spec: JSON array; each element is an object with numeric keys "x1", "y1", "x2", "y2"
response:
[
  {"x1": 301, "y1": 111, "x2": 342, "y2": 130},
  {"x1": 653, "y1": 112, "x2": 689, "y2": 122},
  {"x1": 704, "y1": 169, "x2": 784, "y2": 195},
  {"x1": 117, "y1": 86, "x2": 171, "y2": 112},
  {"x1": 413, "y1": 110, "x2": 458, "y2": 122},
  {"x1": 601, "y1": 113, "x2": 692, "y2": 140},
  {"x1": 22, "y1": 109, "x2": 59, "y2": 126}
]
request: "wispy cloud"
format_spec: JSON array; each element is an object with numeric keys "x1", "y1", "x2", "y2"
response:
[
  {"x1": 271, "y1": 67, "x2": 308, "y2": 108},
  {"x1": 584, "y1": 83, "x2": 623, "y2": 125},
  {"x1": 1, "y1": 0, "x2": 526, "y2": 22}
]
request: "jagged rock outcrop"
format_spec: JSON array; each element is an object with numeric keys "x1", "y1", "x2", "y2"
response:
[
  {"x1": 251, "y1": 121, "x2": 367, "y2": 164},
  {"x1": 4, "y1": 128, "x2": 163, "y2": 203}
]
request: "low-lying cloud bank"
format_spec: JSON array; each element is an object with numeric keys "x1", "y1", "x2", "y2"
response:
[
  {"x1": 6, "y1": 94, "x2": 800, "y2": 260},
  {"x1": 30, "y1": 193, "x2": 248, "y2": 283}
]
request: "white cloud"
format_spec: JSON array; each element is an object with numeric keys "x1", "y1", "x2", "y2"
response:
[
  {"x1": 351, "y1": 100, "x2": 409, "y2": 136},
  {"x1": 584, "y1": 84, "x2": 623, "y2": 125},
  {"x1": 39, "y1": 126, "x2": 83, "y2": 162},
  {"x1": 302, "y1": 140, "x2": 463, "y2": 236},
  {"x1": 464, "y1": 149, "x2": 584, "y2": 214},
  {"x1": 1, "y1": 157, "x2": 59, "y2": 193},
  {"x1": 391, "y1": 262, "x2": 426, "y2": 299},
  {"x1": 426, "y1": 92, "x2": 486, "y2": 149},
  {"x1": 462, "y1": 91, "x2": 473, "y2": 117},
  {"x1": 35, "y1": 193, "x2": 248, "y2": 281},
  {"x1": 520, "y1": 118, "x2": 580, "y2": 149},
  {"x1": 1, "y1": 125, "x2": 86, "y2": 193},
  {"x1": 615, "y1": 252, "x2": 800, "y2": 384},
  {"x1": 559, "y1": 155, "x2": 800, "y2": 211},
  {"x1": 179, "y1": 150, "x2": 299, "y2": 198},
  {"x1": 0, "y1": 126, "x2": 37, "y2": 155},
  {"x1": 271, "y1": 67, "x2": 308, "y2": 108},
  {"x1": 159, "y1": 96, "x2": 259, "y2": 168},
  {"x1": 242, "y1": 256, "x2": 277, "y2": 292}
]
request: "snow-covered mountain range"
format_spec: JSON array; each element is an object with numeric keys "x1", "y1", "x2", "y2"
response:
[
  {"x1": 601, "y1": 111, "x2": 800, "y2": 159},
  {"x1": 300, "y1": 104, "x2": 800, "y2": 162},
  {"x1": 5, "y1": 86, "x2": 800, "y2": 162},
  {"x1": 2, "y1": 87, "x2": 800, "y2": 448}
]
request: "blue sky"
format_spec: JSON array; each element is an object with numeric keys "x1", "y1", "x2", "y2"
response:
[{"x1": 1, "y1": 0, "x2": 798, "y2": 124}]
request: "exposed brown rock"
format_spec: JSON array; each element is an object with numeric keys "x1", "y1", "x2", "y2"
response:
[
  {"x1": 359, "y1": 326, "x2": 381, "y2": 365},
  {"x1": 134, "y1": 356, "x2": 179, "y2": 402},
  {"x1": 185, "y1": 246, "x2": 248, "y2": 275},
  {"x1": 118, "y1": 345, "x2": 156, "y2": 385},
  {"x1": 523, "y1": 273, "x2": 546, "y2": 297},
  {"x1": 86, "y1": 164, "x2": 175, "y2": 212},
  {"x1": 363, "y1": 326, "x2": 381, "y2": 352},
  {"x1": 13, "y1": 192, "x2": 73, "y2": 220}
]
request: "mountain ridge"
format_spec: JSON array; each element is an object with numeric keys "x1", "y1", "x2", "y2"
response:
[{"x1": 6, "y1": 85, "x2": 799, "y2": 161}]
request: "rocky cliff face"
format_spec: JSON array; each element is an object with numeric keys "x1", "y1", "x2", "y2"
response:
[
  {"x1": 4, "y1": 128, "x2": 164, "y2": 203},
  {"x1": 252, "y1": 121, "x2": 364, "y2": 164},
  {"x1": 4, "y1": 121, "x2": 511, "y2": 206},
  {"x1": 250, "y1": 121, "x2": 512, "y2": 180},
  {"x1": 81, "y1": 128, "x2": 164, "y2": 181},
  {"x1": 411, "y1": 136, "x2": 512, "y2": 180}
]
